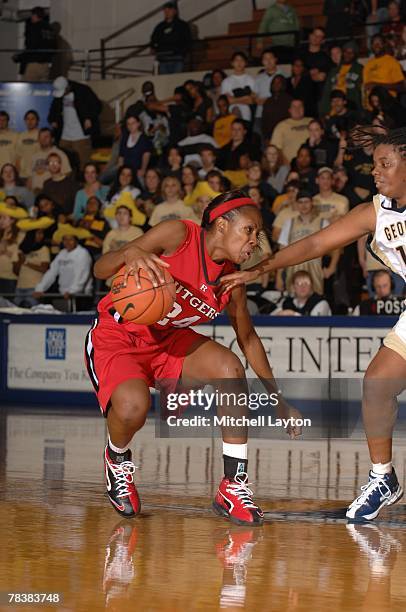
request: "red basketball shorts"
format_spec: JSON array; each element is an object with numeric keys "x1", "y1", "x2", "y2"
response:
[{"x1": 84, "y1": 312, "x2": 209, "y2": 415}]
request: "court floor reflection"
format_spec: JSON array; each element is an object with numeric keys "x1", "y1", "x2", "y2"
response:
[{"x1": 1, "y1": 407, "x2": 406, "y2": 610}]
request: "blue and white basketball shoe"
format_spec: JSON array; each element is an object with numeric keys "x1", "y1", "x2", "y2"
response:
[{"x1": 346, "y1": 469, "x2": 403, "y2": 522}]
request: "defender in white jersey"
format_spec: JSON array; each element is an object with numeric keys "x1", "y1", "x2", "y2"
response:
[{"x1": 220, "y1": 126, "x2": 406, "y2": 522}]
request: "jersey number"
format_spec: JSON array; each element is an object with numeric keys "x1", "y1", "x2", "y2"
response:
[
  {"x1": 396, "y1": 245, "x2": 406, "y2": 265},
  {"x1": 157, "y1": 301, "x2": 201, "y2": 328}
]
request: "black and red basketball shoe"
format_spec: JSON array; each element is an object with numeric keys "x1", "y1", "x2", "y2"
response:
[
  {"x1": 213, "y1": 473, "x2": 264, "y2": 526},
  {"x1": 104, "y1": 446, "x2": 141, "y2": 518}
]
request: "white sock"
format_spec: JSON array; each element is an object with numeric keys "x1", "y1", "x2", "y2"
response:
[
  {"x1": 108, "y1": 435, "x2": 129, "y2": 454},
  {"x1": 371, "y1": 461, "x2": 392, "y2": 475},
  {"x1": 223, "y1": 442, "x2": 248, "y2": 460}
]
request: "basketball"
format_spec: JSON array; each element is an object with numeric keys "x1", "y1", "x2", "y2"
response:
[{"x1": 110, "y1": 266, "x2": 176, "y2": 324}]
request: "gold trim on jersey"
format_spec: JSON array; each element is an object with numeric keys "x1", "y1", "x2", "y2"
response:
[
  {"x1": 368, "y1": 194, "x2": 399, "y2": 274},
  {"x1": 384, "y1": 329, "x2": 406, "y2": 361}
]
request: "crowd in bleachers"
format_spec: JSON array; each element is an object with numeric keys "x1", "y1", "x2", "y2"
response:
[{"x1": 1, "y1": 17, "x2": 406, "y2": 315}]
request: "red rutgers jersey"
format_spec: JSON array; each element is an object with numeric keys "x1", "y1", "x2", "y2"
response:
[{"x1": 97, "y1": 220, "x2": 236, "y2": 337}]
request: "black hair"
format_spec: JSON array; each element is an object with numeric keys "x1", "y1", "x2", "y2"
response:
[
  {"x1": 24, "y1": 109, "x2": 39, "y2": 121},
  {"x1": 0, "y1": 110, "x2": 9, "y2": 121},
  {"x1": 39, "y1": 127, "x2": 52, "y2": 135},
  {"x1": 107, "y1": 164, "x2": 137, "y2": 201},
  {"x1": 261, "y1": 47, "x2": 278, "y2": 61},
  {"x1": 201, "y1": 189, "x2": 259, "y2": 229},
  {"x1": 349, "y1": 125, "x2": 406, "y2": 159},
  {"x1": 231, "y1": 51, "x2": 248, "y2": 63}
]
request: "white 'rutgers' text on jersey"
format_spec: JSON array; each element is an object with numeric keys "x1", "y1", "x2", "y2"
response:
[{"x1": 369, "y1": 194, "x2": 406, "y2": 282}]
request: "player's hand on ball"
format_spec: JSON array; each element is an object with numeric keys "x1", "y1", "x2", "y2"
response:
[{"x1": 123, "y1": 245, "x2": 170, "y2": 289}]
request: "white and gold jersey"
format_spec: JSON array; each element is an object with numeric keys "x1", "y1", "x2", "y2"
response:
[{"x1": 368, "y1": 194, "x2": 406, "y2": 282}]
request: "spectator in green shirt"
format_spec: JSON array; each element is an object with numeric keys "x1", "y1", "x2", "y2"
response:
[{"x1": 258, "y1": 0, "x2": 300, "y2": 50}]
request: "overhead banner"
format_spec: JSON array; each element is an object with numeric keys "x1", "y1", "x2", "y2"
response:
[
  {"x1": 6, "y1": 322, "x2": 390, "y2": 394},
  {"x1": 0, "y1": 82, "x2": 52, "y2": 131}
]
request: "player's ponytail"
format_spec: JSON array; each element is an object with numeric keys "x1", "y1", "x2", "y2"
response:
[{"x1": 201, "y1": 189, "x2": 260, "y2": 229}]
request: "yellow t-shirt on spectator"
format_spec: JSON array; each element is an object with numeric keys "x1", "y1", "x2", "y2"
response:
[{"x1": 363, "y1": 54, "x2": 404, "y2": 98}]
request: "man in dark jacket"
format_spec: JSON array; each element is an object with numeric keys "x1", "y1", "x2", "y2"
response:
[
  {"x1": 48, "y1": 77, "x2": 102, "y2": 169},
  {"x1": 16, "y1": 6, "x2": 56, "y2": 81},
  {"x1": 150, "y1": 2, "x2": 191, "y2": 74}
]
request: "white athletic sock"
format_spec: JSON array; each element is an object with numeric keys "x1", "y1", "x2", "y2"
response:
[
  {"x1": 371, "y1": 461, "x2": 392, "y2": 476},
  {"x1": 223, "y1": 442, "x2": 248, "y2": 460},
  {"x1": 108, "y1": 435, "x2": 129, "y2": 454}
]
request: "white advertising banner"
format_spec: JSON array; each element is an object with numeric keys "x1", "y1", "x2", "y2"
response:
[
  {"x1": 6, "y1": 322, "x2": 393, "y2": 392},
  {"x1": 8, "y1": 324, "x2": 93, "y2": 391}
]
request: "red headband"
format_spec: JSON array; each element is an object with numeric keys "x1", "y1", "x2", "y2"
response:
[{"x1": 208, "y1": 197, "x2": 260, "y2": 223}]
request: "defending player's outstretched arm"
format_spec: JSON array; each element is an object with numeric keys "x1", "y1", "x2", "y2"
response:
[{"x1": 220, "y1": 201, "x2": 377, "y2": 293}]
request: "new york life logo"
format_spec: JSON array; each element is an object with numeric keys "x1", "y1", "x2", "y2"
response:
[{"x1": 45, "y1": 328, "x2": 66, "y2": 360}]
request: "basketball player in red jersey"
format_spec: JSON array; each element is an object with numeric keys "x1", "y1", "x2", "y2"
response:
[{"x1": 86, "y1": 190, "x2": 300, "y2": 525}]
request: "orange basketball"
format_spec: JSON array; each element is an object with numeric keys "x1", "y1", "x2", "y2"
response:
[{"x1": 110, "y1": 267, "x2": 176, "y2": 325}]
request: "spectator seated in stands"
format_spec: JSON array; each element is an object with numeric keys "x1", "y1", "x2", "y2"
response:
[
  {"x1": 205, "y1": 69, "x2": 227, "y2": 114},
  {"x1": 177, "y1": 118, "x2": 218, "y2": 168},
  {"x1": 220, "y1": 52, "x2": 255, "y2": 122},
  {"x1": 42, "y1": 152, "x2": 79, "y2": 216},
  {"x1": 105, "y1": 165, "x2": 141, "y2": 212},
  {"x1": 72, "y1": 162, "x2": 109, "y2": 221},
  {"x1": 118, "y1": 112, "x2": 152, "y2": 181},
  {"x1": 206, "y1": 169, "x2": 231, "y2": 193},
  {"x1": 102, "y1": 205, "x2": 144, "y2": 276},
  {"x1": 335, "y1": 125, "x2": 375, "y2": 201},
  {"x1": 150, "y1": 2, "x2": 191, "y2": 74},
  {"x1": 257, "y1": 0, "x2": 299, "y2": 59},
  {"x1": 48, "y1": 76, "x2": 102, "y2": 169},
  {"x1": 323, "y1": 90, "x2": 358, "y2": 143},
  {"x1": 0, "y1": 202, "x2": 25, "y2": 296},
  {"x1": 271, "y1": 99, "x2": 311, "y2": 164},
  {"x1": 242, "y1": 161, "x2": 277, "y2": 212},
  {"x1": 272, "y1": 270, "x2": 331, "y2": 316},
  {"x1": 277, "y1": 189, "x2": 339, "y2": 294},
  {"x1": 104, "y1": 191, "x2": 146, "y2": 230},
  {"x1": 332, "y1": 165, "x2": 364, "y2": 209},
  {"x1": 198, "y1": 145, "x2": 221, "y2": 180},
  {"x1": 184, "y1": 80, "x2": 214, "y2": 125},
  {"x1": 368, "y1": 85, "x2": 406, "y2": 128},
  {"x1": 138, "y1": 168, "x2": 163, "y2": 215},
  {"x1": 0, "y1": 163, "x2": 34, "y2": 211},
  {"x1": 254, "y1": 48, "x2": 285, "y2": 135},
  {"x1": 0, "y1": 111, "x2": 18, "y2": 170},
  {"x1": 33, "y1": 231, "x2": 92, "y2": 304},
  {"x1": 363, "y1": 34, "x2": 405, "y2": 106},
  {"x1": 213, "y1": 95, "x2": 236, "y2": 148},
  {"x1": 217, "y1": 119, "x2": 258, "y2": 174},
  {"x1": 29, "y1": 127, "x2": 71, "y2": 193},
  {"x1": 319, "y1": 41, "x2": 363, "y2": 116},
  {"x1": 12, "y1": 228, "x2": 50, "y2": 308},
  {"x1": 313, "y1": 166, "x2": 349, "y2": 221},
  {"x1": 76, "y1": 196, "x2": 109, "y2": 260},
  {"x1": 271, "y1": 178, "x2": 300, "y2": 242},
  {"x1": 262, "y1": 144, "x2": 289, "y2": 195},
  {"x1": 161, "y1": 146, "x2": 183, "y2": 181},
  {"x1": 290, "y1": 145, "x2": 318, "y2": 193},
  {"x1": 261, "y1": 75, "x2": 292, "y2": 141},
  {"x1": 302, "y1": 27, "x2": 332, "y2": 100},
  {"x1": 181, "y1": 164, "x2": 199, "y2": 205},
  {"x1": 353, "y1": 270, "x2": 405, "y2": 315},
  {"x1": 286, "y1": 58, "x2": 317, "y2": 117},
  {"x1": 149, "y1": 176, "x2": 199, "y2": 226},
  {"x1": 305, "y1": 119, "x2": 338, "y2": 169},
  {"x1": 16, "y1": 109, "x2": 40, "y2": 181}
]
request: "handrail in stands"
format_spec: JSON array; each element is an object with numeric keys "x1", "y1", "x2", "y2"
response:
[{"x1": 100, "y1": 0, "x2": 241, "y2": 78}]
